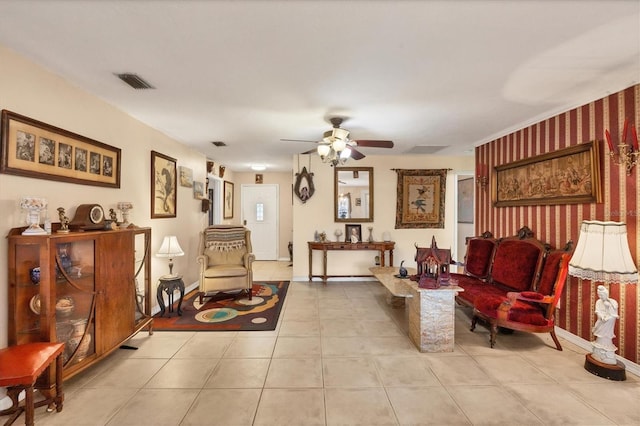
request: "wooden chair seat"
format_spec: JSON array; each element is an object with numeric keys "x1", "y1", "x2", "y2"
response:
[{"x1": 0, "y1": 342, "x2": 65, "y2": 426}]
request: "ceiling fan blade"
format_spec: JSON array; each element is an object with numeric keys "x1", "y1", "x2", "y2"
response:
[
  {"x1": 301, "y1": 148, "x2": 317, "y2": 155},
  {"x1": 280, "y1": 138, "x2": 317, "y2": 143},
  {"x1": 353, "y1": 140, "x2": 394, "y2": 148},
  {"x1": 349, "y1": 147, "x2": 366, "y2": 160}
]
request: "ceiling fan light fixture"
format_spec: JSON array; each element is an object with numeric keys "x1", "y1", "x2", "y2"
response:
[
  {"x1": 340, "y1": 147, "x2": 352, "y2": 159},
  {"x1": 317, "y1": 144, "x2": 331, "y2": 157},
  {"x1": 332, "y1": 139, "x2": 347, "y2": 152},
  {"x1": 323, "y1": 128, "x2": 349, "y2": 141}
]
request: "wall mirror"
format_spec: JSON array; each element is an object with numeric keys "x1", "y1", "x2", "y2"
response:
[{"x1": 334, "y1": 167, "x2": 373, "y2": 222}]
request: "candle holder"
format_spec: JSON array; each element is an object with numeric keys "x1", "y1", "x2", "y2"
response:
[
  {"x1": 20, "y1": 197, "x2": 48, "y2": 235},
  {"x1": 476, "y1": 175, "x2": 488, "y2": 190},
  {"x1": 610, "y1": 143, "x2": 639, "y2": 175},
  {"x1": 476, "y1": 163, "x2": 489, "y2": 190},
  {"x1": 606, "y1": 120, "x2": 639, "y2": 175}
]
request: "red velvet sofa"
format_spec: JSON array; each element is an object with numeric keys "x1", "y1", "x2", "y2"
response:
[{"x1": 452, "y1": 226, "x2": 573, "y2": 350}]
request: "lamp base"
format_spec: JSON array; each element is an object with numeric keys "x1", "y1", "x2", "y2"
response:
[{"x1": 584, "y1": 353, "x2": 626, "y2": 381}]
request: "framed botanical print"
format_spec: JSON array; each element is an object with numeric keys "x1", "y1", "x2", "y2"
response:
[
  {"x1": 151, "y1": 151, "x2": 177, "y2": 218},
  {"x1": 223, "y1": 180, "x2": 234, "y2": 219},
  {"x1": 179, "y1": 166, "x2": 193, "y2": 187}
]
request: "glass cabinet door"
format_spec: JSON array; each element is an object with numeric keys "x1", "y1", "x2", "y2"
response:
[
  {"x1": 12, "y1": 242, "x2": 43, "y2": 345},
  {"x1": 53, "y1": 238, "x2": 96, "y2": 367}
]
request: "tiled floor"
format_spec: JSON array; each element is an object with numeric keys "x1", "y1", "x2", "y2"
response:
[{"x1": 27, "y1": 261, "x2": 640, "y2": 425}]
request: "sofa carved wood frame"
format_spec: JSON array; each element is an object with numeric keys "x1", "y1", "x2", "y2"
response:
[{"x1": 471, "y1": 249, "x2": 572, "y2": 350}]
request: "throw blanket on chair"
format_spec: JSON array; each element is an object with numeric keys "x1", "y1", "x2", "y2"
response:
[{"x1": 204, "y1": 226, "x2": 246, "y2": 251}]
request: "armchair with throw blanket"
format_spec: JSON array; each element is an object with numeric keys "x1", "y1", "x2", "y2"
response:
[{"x1": 196, "y1": 225, "x2": 255, "y2": 303}]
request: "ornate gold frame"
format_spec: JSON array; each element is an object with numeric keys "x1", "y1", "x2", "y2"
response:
[{"x1": 492, "y1": 141, "x2": 602, "y2": 207}]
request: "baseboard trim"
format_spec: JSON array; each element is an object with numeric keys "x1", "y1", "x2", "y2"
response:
[{"x1": 555, "y1": 327, "x2": 640, "y2": 378}]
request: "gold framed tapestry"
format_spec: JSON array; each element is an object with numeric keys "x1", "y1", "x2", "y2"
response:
[
  {"x1": 395, "y1": 169, "x2": 448, "y2": 229},
  {"x1": 493, "y1": 140, "x2": 601, "y2": 207}
]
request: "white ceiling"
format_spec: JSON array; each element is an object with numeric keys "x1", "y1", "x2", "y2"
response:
[{"x1": 0, "y1": 1, "x2": 638, "y2": 172}]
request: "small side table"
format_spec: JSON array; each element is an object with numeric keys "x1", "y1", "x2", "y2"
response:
[{"x1": 157, "y1": 275, "x2": 185, "y2": 317}]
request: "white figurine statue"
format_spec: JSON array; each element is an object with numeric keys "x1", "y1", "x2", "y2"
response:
[{"x1": 591, "y1": 285, "x2": 619, "y2": 365}]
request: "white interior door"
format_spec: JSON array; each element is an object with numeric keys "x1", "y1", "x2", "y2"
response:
[{"x1": 241, "y1": 184, "x2": 278, "y2": 260}]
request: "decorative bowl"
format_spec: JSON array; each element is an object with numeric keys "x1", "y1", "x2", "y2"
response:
[{"x1": 55, "y1": 296, "x2": 75, "y2": 318}]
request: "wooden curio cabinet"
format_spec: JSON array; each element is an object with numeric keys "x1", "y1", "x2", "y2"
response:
[{"x1": 7, "y1": 226, "x2": 153, "y2": 389}]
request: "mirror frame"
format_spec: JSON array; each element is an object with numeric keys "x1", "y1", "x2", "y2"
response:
[{"x1": 334, "y1": 166, "x2": 374, "y2": 223}]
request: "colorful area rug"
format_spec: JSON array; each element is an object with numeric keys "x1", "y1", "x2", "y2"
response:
[{"x1": 153, "y1": 281, "x2": 289, "y2": 331}]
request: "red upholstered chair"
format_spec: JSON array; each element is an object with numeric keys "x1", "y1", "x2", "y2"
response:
[{"x1": 0, "y1": 342, "x2": 65, "y2": 426}]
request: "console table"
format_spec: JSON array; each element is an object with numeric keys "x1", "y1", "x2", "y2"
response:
[{"x1": 308, "y1": 241, "x2": 395, "y2": 282}]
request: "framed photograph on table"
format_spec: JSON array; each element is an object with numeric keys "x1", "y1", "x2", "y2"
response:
[
  {"x1": 345, "y1": 224, "x2": 362, "y2": 243},
  {"x1": 151, "y1": 151, "x2": 177, "y2": 218},
  {"x1": 224, "y1": 181, "x2": 234, "y2": 219}
]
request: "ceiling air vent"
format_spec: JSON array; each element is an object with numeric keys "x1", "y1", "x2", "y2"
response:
[
  {"x1": 211, "y1": 141, "x2": 227, "y2": 147},
  {"x1": 116, "y1": 73, "x2": 155, "y2": 90}
]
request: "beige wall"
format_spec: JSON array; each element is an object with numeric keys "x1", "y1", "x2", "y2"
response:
[
  {"x1": 0, "y1": 46, "x2": 209, "y2": 347},
  {"x1": 292, "y1": 154, "x2": 475, "y2": 280}
]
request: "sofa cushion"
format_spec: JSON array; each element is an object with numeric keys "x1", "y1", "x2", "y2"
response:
[
  {"x1": 204, "y1": 264, "x2": 247, "y2": 278},
  {"x1": 453, "y1": 273, "x2": 508, "y2": 306},
  {"x1": 504, "y1": 300, "x2": 548, "y2": 326},
  {"x1": 537, "y1": 250, "x2": 564, "y2": 296},
  {"x1": 473, "y1": 292, "x2": 508, "y2": 318},
  {"x1": 464, "y1": 238, "x2": 496, "y2": 279},
  {"x1": 490, "y1": 240, "x2": 543, "y2": 292}
]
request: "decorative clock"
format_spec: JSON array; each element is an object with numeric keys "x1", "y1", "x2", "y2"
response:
[{"x1": 69, "y1": 204, "x2": 106, "y2": 230}]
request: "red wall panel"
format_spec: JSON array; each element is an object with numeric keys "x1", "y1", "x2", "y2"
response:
[{"x1": 477, "y1": 84, "x2": 639, "y2": 363}]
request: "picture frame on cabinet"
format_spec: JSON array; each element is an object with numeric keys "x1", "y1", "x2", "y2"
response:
[
  {"x1": 0, "y1": 109, "x2": 121, "y2": 188},
  {"x1": 151, "y1": 151, "x2": 177, "y2": 218}
]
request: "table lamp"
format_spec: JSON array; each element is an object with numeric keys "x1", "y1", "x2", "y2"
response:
[
  {"x1": 568, "y1": 220, "x2": 638, "y2": 381},
  {"x1": 156, "y1": 235, "x2": 184, "y2": 278}
]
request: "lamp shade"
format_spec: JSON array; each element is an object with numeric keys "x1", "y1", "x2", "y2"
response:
[
  {"x1": 569, "y1": 220, "x2": 638, "y2": 284},
  {"x1": 156, "y1": 236, "x2": 184, "y2": 258},
  {"x1": 332, "y1": 138, "x2": 347, "y2": 153},
  {"x1": 317, "y1": 144, "x2": 331, "y2": 157}
]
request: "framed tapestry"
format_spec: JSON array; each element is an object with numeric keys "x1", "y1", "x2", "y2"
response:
[
  {"x1": 492, "y1": 140, "x2": 601, "y2": 207},
  {"x1": 151, "y1": 151, "x2": 177, "y2": 218},
  {"x1": 395, "y1": 169, "x2": 448, "y2": 229},
  {"x1": 1, "y1": 109, "x2": 121, "y2": 187}
]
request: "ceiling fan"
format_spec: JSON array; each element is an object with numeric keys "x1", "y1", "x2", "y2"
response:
[{"x1": 282, "y1": 117, "x2": 394, "y2": 165}]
